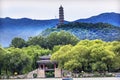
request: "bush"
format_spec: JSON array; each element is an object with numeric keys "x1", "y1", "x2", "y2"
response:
[
  {"x1": 105, "y1": 73, "x2": 114, "y2": 77},
  {"x1": 33, "y1": 73, "x2": 37, "y2": 78}
]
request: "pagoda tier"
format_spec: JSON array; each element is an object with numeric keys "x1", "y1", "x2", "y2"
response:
[{"x1": 59, "y1": 5, "x2": 64, "y2": 25}]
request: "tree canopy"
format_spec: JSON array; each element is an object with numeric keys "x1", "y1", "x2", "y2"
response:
[
  {"x1": 51, "y1": 40, "x2": 120, "y2": 72},
  {"x1": 10, "y1": 37, "x2": 27, "y2": 48},
  {"x1": 0, "y1": 45, "x2": 51, "y2": 75},
  {"x1": 0, "y1": 30, "x2": 120, "y2": 77},
  {"x1": 27, "y1": 31, "x2": 79, "y2": 49}
]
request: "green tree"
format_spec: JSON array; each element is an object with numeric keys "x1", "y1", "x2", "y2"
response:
[
  {"x1": 47, "y1": 31, "x2": 79, "y2": 49},
  {"x1": 27, "y1": 36, "x2": 47, "y2": 48},
  {"x1": 27, "y1": 31, "x2": 79, "y2": 49},
  {"x1": 22, "y1": 45, "x2": 51, "y2": 70},
  {"x1": 2, "y1": 45, "x2": 52, "y2": 75},
  {"x1": 3, "y1": 52, "x2": 11, "y2": 75},
  {"x1": 51, "y1": 39, "x2": 118, "y2": 73},
  {"x1": 10, "y1": 37, "x2": 27, "y2": 48},
  {"x1": 51, "y1": 45, "x2": 73, "y2": 68},
  {"x1": 52, "y1": 45, "x2": 63, "y2": 53},
  {"x1": 4, "y1": 48, "x2": 31, "y2": 74},
  {"x1": 0, "y1": 47, "x2": 6, "y2": 75},
  {"x1": 110, "y1": 41, "x2": 120, "y2": 71}
]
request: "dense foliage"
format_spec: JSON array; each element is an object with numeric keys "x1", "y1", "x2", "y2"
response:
[
  {"x1": 0, "y1": 45, "x2": 51, "y2": 76},
  {"x1": 42, "y1": 22, "x2": 120, "y2": 41},
  {"x1": 51, "y1": 40, "x2": 120, "y2": 73},
  {"x1": 0, "y1": 31, "x2": 79, "y2": 77},
  {"x1": 10, "y1": 37, "x2": 27, "y2": 48},
  {"x1": 0, "y1": 30, "x2": 120, "y2": 78},
  {"x1": 11, "y1": 31, "x2": 79, "y2": 49}
]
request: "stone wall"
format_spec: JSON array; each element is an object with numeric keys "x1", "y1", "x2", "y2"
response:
[
  {"x1": 37, "y1": 69, "x2": 45, "y2": 78},
  {"x1": 55, "y1": 68, "x2": 62, "y2": 78},
  {"x1": 26, "y1": 69, "x2": 37, "y2": 78}
]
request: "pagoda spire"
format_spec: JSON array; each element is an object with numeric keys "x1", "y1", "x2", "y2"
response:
[{"x1": 59, "y1": 5, "x2": 64, "y2": 25}]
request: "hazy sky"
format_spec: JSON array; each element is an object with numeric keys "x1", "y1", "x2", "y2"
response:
[{"x1": 1, "y1": 0, "x2": 120, "y2": 21}]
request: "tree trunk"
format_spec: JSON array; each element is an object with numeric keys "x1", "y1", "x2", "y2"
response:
[
  {"x1": 6, "y1": 68, "x2": 8, "y2": 75},
  {"x1": 107, "y1": 65, "x2": 110, "y2": 72},
  {"x1": 0, "y1": 68, "x2": 1, "y2": 75}
]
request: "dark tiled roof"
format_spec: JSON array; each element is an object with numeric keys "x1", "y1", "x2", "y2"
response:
[
  {"x1": 39, "y1": 55, "x2": 51, "y2": 60},
  {"x1": 37, "y1": 60, "x2": 57, "y2": 64}
]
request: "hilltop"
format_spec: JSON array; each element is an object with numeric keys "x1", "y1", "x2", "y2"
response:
[
  {"x1": 75, "y1": 12, "x2": 120, "y2": 27},
  {"x1": 41, "y1": 22, "x2": 120, "y2": 41}
]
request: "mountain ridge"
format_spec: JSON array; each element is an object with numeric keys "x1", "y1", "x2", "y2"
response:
[
  {"x1": 75, "y1": 12, "x2": 120, "y2": 27},
  {"x1": 0, "y1": 12, "x2": 120, "y2": 47},
  {"x1": 41, "y1": 22, "x2": 120, "y2": 42}
]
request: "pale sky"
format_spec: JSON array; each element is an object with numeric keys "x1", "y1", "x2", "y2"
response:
[{"x1": 0, "y1": 0, "x2": 120, "y2": 21}]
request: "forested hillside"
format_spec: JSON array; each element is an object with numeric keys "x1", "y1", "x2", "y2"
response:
[{"x1": 42, "y1": 22, "x2": 120, "y2": 41}]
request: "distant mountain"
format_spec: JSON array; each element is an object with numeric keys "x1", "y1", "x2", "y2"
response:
[
  {"x1": 0, "y1": 17, "x2": 59, "y2": 29},
  {"x1": 75, "y1": 12, "x2": 120, "y2": 27},
  {"x1": 0, "y1": 12, "x2": 120, "y2": 47},
  {"x1": 41, "y1": 22, "x2": 120, "y2": 41},
  {"x1": 0, "y1": 17, "x2": 61, "y2": 47}
]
